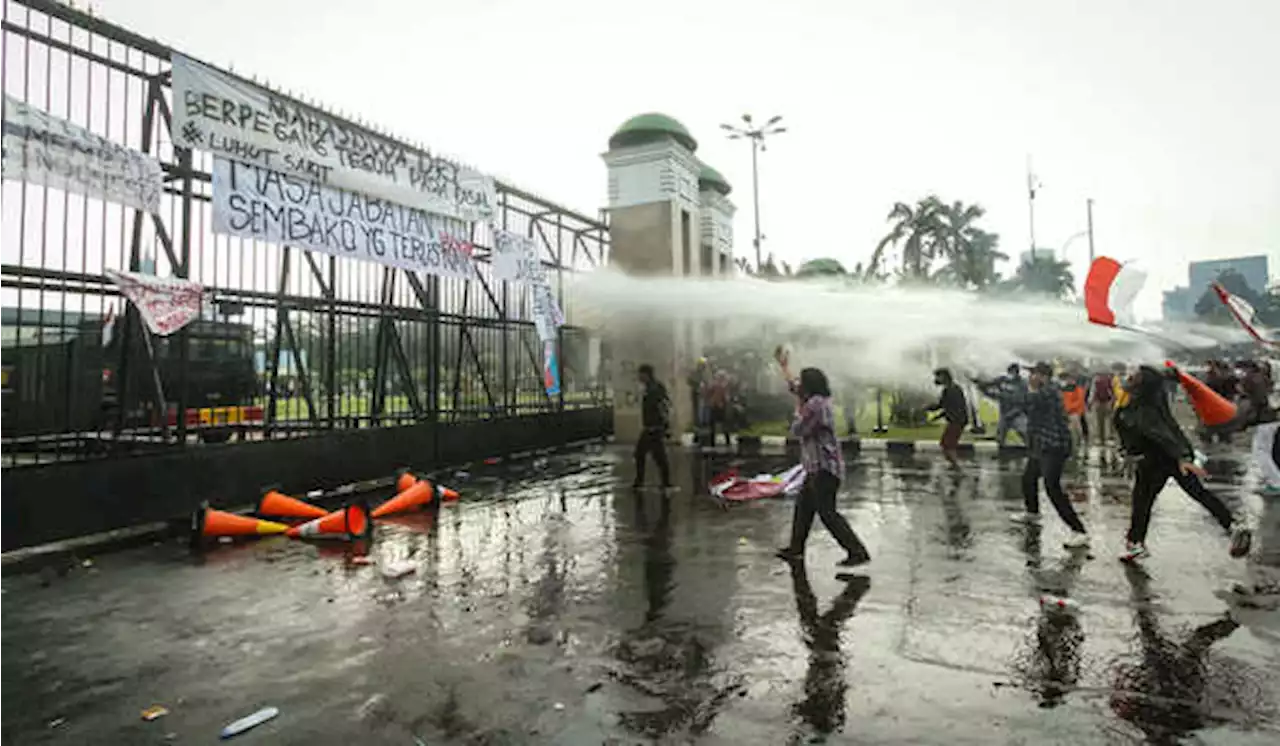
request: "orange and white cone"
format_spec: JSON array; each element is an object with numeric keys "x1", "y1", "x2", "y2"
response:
[
  {"x1": 256, "y1": 488, "x2": 328, "y2": 520},
  {"x1": 1166, "y1": 361, "x2": 1238, "y2": 427},
  {"x1": 396, "y1": 469, "x2": 419, "y2": 494},
  {"x1": 371, "y1": 480, "x2": 435, "y2": 519},
  {"x1": 192, "y1": 502, "x2": 289, "y2": 543},
  {"x1": 287, "y1": 501, "x2": 372, "y2": 541}
]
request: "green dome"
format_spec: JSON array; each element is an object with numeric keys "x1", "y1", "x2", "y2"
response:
[
  {"x1": 795, "y1": 258, "x2": 847, "y2": 277},
  {"x1": 608, "y1": 113, "x2": 698, "y2": 152},
  {"x1": 698, "y1": 164, "x2": 731, "y2": 196}
]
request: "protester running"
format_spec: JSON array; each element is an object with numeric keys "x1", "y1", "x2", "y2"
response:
[
  {"x1": 928, "y1": 368, "x2": 968, "y2": 468},
  {"x1": 774, "y1": 350, "x2": 871, "y2": 568},
  {"x1": 979, "y1": 363, "x2": 1028, "y2": 448},
  {"x1": 633, "y1": 363, "x2": 672, "y2": 490},
  {"x1": 1009, "y1": 362, "x2": 1091, "y2": 548},
  {"x1": 1113, "y1": 365, "x2": 1252, "y2": 562}
]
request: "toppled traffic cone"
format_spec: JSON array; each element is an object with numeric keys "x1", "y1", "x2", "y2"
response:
[
  {"x1": 396, "y1": 469, "x2": 418, "y2": 494},
  {"x1": 1166, "y1": 361, "x2": 1238, "y2": 426},
  {"x1": 257, "y1": 488, "x2": 328, "y2": 520},
  {"x1": 440, "y1": 485, "x2": 460, "y2": 502},
  {"x1": 192, "y1": 503, "x2": 289, "y2": 543},
  {"x1": 371, "y1": 480, "x2": 434, "y2": 519},
  {"x1": 287, "y1": 501, "x2": 372, "y2": 541}
]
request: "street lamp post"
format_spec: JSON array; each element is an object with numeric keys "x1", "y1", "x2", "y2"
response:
[{"x1": 721, "y1": 114, "x2": 786, "y2": 270}]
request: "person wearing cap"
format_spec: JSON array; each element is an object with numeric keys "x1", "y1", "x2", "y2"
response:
[
  {"x1": 978, "y1": 363, "x2": 1028, "y2": 448},
  {"x1": 1113, "y1": 365, "x2": 1251, "y2": 563},
  {"x1": 928, "y1": 368, "x2": 969, "y2": 467},
  {"x1": 1009, "y1": 362, "x2": 1091, "y2": 548}
]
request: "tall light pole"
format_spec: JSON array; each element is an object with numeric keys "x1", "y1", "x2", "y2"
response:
[
  {"x1": 1086, "y1": 197, "x2": 1095, "y2": 263},
  {"x1": 721, "y1": 114, "x2": 786, "y2": 270},
  {"x1": 1026, "y1": 155, "x2": 1041, "y2": 260}
]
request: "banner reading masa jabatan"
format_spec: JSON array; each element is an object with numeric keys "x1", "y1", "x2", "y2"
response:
[{"x1": 211, "y1": 158, "x2": 478, "y2": 280}]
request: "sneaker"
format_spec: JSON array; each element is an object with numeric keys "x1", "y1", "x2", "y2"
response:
[
  {"x1": 1229, "y1": 523, "x2": 1253, "y2": 558},
  {"x1": 838, "y1": 551, "x2": 871, "y2": 568},
  {"x1": 1009, "y1": 512, "x2": 1042, "y2": 525},
  {"x1": 1063, "y1": 532, "x2": 1091, "y2": 549},
  {"x1": 1119, "y1": 542, "x2": 1149, "y2": 563},
  {"x1": 775, "y1": 547, "x2": 804, "y2": 562}
]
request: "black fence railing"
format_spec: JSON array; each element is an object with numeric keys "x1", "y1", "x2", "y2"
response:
[{"x1": 0, "y1": 0, "x2": 611, "y2": 467}]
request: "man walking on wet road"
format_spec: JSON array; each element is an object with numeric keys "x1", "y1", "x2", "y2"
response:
[
  {"x1": 1010, "y1": 362, "x2": 1092, "y2": 549},
  {"x1": 634, "y1": 363, "x2": 672, "y2": 490}
]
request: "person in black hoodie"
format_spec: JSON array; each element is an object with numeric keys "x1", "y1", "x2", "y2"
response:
[
  {"x1": 1113, "y1": 365, "x2": 1252, "y2": 562},
  {"x1": 634, "y1": 363, "x2": 672, "y2": 490},
  {"x1": 928, "y1": 368, "x2": 968, "y2": 468}
]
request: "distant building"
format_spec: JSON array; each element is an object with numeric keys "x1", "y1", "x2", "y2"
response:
[
  {"x1": 1162, "y1": 287, "x2": 1197, "y2": 321},
  {"x1": 1163, "y1": 254, "x2": 1270, "y2": 321}
]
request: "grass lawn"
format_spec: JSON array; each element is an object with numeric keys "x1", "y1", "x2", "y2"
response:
[{"x1": 738, "y1": 398, "x2": 1024, "y2": 443}]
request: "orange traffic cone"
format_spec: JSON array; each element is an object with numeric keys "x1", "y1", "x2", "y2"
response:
[
  {"x1": 287, "y1": 501, "x2": 372, "y2": 541},
  {"x1": 1166, "y1": 361, "x2": 1238, "y2": 427},
  {"x1": 256, "y1": 488, "x2": 328, "y2": 520},
  {"x1": 192, "y1": 503, "x2": 289, "y2": 541},
  {"x1": 371, "y1": 480, "x2": 435, "y2": 519},
  {"x1": 440, "y1": 486, "x2": 460, "y2": 502},
  {"x1": 396, "y1": 469, "x2": 418, "y2": 494}
]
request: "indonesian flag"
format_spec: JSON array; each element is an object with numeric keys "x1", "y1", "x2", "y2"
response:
[
  {"x1": 1084, "y1": 256, "x2": 1146, "y2": 328},
  {"x1": 1212, "y1": 281, "x2": 1276, "y2": 348}
]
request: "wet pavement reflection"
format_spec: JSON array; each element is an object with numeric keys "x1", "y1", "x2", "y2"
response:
[{"x1": 3, "y1": 446, "x2": 1279, "y2": 744}]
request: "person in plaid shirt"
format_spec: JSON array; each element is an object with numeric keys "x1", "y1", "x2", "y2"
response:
[
  {"x1": 774, "y1": 350, "x2": 870, "y2": 568},
  {"x1": 1010, "y1": 362, "x2": 1091, "y2": 549}
]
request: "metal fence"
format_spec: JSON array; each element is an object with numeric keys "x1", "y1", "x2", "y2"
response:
[{"x1": 0, "y1": 0, "x2": 610, "y2": 467}]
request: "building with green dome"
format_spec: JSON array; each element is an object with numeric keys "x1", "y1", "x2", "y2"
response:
[{"x1": 601, "y1": 112, "x2": 738, "y2": 442}]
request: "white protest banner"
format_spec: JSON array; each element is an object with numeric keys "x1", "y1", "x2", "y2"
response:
[
  {"x1": 105, "y1": 269, "x2": 206, "y2": 336},
  {"x1": 492, "y1": 230, "x2": 546, "y2": 285},
  {"x1": 532, "y1": 283, "x2": 564, "y2": 343},
  {"x1": 211, "y1": 158, "x2": 478, "y2": 280},
  {"x1": 172, "y1": 55, "x2": 495, "y2": 222},
  {"x1": 492, "y1": 229, "x2": 562, "y2": 341},
  {"x1": 2, "y1": 94, "x2": 162, "y2": 213}
]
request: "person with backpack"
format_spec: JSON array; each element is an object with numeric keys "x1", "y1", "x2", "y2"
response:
[{"x1": 634, "y1": 363, "x2": 672, "y2": 490}]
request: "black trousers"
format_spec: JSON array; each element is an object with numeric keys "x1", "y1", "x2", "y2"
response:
[
  {"x1": 1022, "y1": 450, "x2": 1086, "y2": 533},
  {"x1": 634, "y1": 428, "x2": 671, "y2": 487},
  {"x1": 708, "y1": 406, "x2": 732, "y2": 446},
  {"x1": 1128, "y1": 454, "x2": 1233, "y2": 544},
  {"x1": 788, "y1": 470, "x2": 868, "y2": 557}
]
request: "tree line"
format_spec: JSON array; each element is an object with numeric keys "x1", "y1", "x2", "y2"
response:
[{"x1": 738, "y1": 194, "x2": 1076, "y2": 299}]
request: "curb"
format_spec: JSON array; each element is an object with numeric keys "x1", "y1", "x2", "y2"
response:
[
  {"x1": 681, "y1": 433, "x2": 1027, "y2": 457},
  {"x1": 1, "y1": 436, "x2": 611, "y2": 575}
]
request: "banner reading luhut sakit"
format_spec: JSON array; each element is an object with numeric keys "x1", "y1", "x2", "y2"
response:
[{"x1": 171, "y1": 54, "x2": 496, "y2": 223}]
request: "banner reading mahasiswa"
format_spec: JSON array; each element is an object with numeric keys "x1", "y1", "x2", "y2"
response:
[
  {"x1": 211, "y1": 158, "x2": 478, "y2": 280},
  {"x1": 105, "y1": 269, "x2": 206, "y2": 336},
  {"x1": 493, "y1": 230, "x2": 564, "y2": 342},
  {"x1": 172, "y1": 55, "x2": 495, "y2": 223},
  {"x1": 2, "y1": 94, "x2": 163, "y2": 213}
]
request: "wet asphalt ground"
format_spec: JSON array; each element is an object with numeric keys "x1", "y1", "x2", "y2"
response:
[{"x1": 4, "y1": 445, "x2": 1280, "y2": 745}]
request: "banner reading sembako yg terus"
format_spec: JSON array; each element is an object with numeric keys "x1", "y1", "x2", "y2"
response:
[{"x1": 211, "y1": 158, "x2": 478, "y2": 280}]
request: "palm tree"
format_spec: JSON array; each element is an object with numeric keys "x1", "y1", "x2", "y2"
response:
[
  {"x1": 1010, "y1": 254, "x2": 1075, "y2": 298},
  {"x1": 940, "y1": 228, "x2": 1007, "y2": 290},
  {"x1": 874, "y1": 196, "x2": 946, "y2": 281}
]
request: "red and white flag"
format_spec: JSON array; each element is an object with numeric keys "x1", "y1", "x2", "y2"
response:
[
  {"x1": 104, "y1": 269, "x2": 206, "y2": 336},
  {"x1": 1084, "y1": 256, "x2": 1146, "y2": 328},
  {"x1": 1212, "y1": 281, "x2": 1277, "y2": 348}
]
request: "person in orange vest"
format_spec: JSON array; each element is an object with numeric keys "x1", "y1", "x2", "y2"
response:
[{"x1": 1060, "y1": 369, "x2": 1089, "y2": 455}]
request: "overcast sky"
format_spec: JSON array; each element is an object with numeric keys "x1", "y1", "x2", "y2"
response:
[{"x1": 94, "y1": 0, "x2": 1280, "y2": 319}]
